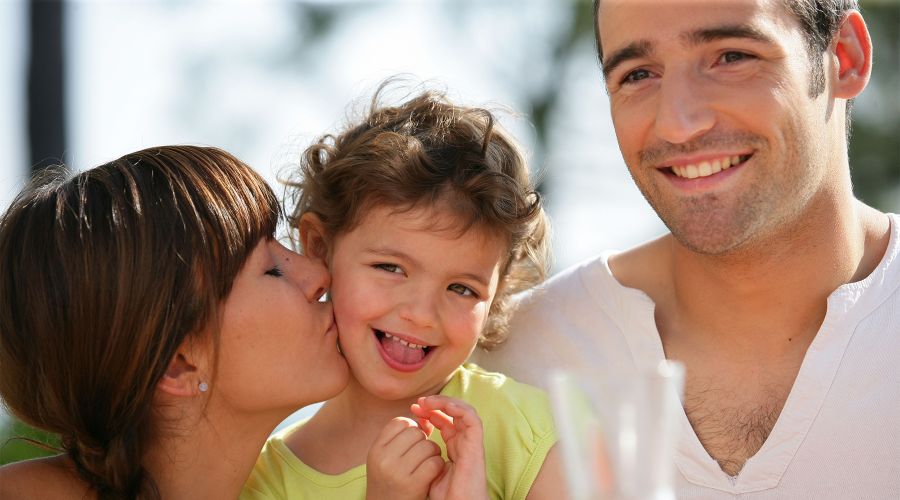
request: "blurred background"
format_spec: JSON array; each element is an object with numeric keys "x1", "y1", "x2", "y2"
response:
[{"x1": 1, "y1": 0, "x2": 898, "y2": 464}]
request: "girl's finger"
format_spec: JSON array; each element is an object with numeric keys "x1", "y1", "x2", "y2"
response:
[
  {"x1": 419, "y1": 396, "x2": 482, "y2": 430},
  {"x1": 416, "y1": 416, "x2": 435, "y2": 437}
]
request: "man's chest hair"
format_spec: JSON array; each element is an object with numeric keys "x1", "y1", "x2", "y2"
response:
[{"x1": 682, "y1": 381, "x2": 791, "y2": 476}]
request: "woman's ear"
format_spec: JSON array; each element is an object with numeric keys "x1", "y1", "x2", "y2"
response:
[
  {"x1": 299, "y1": 213, "x2": 331, "y2": 263},
  {"x1": 831, "y1": 10, "x2": 872, "y2": 99},
  {"x1": 157, "y1": 339, "x2": 209, "y2": 397}
]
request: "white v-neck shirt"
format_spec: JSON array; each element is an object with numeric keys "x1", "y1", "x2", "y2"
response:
[{"x1": 473, "y1": 214, "x2": 900, "y2": 498}]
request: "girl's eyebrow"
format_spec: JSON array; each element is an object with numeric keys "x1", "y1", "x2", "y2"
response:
[
  {"x1": 365, "y1": 246, "x2": 415, "y2": 261},
  {"x1": 364, "y1": 246, "x2": 491, "y2": 288}
]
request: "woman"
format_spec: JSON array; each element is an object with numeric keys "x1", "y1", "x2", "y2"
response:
[{"x1": 0, "y1": 145, "x2": 349, "y2": 498}]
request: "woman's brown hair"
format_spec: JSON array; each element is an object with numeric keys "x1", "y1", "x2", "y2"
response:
[
  {"x1": 0, "y1": 146, "x2": 279, "y2": 499},
  {"x1": 286, "y1": 83, "x2": 551, "y2": 348}
]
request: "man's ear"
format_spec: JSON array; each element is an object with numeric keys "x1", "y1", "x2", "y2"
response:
[
  {"x1": 831, "y1": 10, "x2": 872, "y2": 99},
  {"x1": 157, "y1": 340, "x2": 208, "y2": 397},
  {"x1": 299, "y1": 212, "x2": 331, "y2": 263}
]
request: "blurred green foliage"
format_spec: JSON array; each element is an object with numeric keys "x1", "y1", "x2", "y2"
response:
[
  {"x1": 0, "y1": 417, "x2": 61, "y2": 465},
  {"x1": 850, "y1": 3, "x2": 900, "y2": 211}
]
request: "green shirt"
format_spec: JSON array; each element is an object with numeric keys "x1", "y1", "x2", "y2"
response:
[{"x1": 241, "y1": 363, "x2": 557, "y2": 500}]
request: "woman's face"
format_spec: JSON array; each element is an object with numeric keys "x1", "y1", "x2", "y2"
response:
[{"x1": 211, "y1": 238, "x2": 348, "y2": 416}]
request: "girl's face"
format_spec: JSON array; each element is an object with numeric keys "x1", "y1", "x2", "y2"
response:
[
  {"x1": 327, "y1": 205, "x2": 508, "y2": 401},
  {"x1": 212, "y1": 239, "x2": 348, "y2": 415}
]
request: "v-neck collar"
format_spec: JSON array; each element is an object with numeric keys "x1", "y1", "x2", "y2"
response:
[{"x1": 597, "y1": 214, "x2": 899, "y2": 493}]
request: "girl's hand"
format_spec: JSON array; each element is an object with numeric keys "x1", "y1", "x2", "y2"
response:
[
  {"x1": 411, "y1": 395, "x2": 489, "y2": 500},
  {"x1": 365, "y1": 416, "x2": 445, "y2": 500}
]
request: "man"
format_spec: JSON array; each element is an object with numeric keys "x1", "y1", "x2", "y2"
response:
[{"x1": 474, "y1": 0, "x2": 898, "y2": 497}]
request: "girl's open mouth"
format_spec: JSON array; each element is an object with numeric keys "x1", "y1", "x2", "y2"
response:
[{"x1": 374, "y1": 329, "x2": 434, "y2": 372}]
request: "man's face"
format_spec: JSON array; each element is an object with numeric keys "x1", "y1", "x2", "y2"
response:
[{"x1": 599, "y1": 0, "x2": 838, "y2": 255}]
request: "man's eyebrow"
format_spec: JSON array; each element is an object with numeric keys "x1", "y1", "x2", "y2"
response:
[
  {"x1": 685, "y1": 24, "x2": 775, "y2": 46},
  {"x1": 602, "y1": 40, "x2": 652, "y2": 80},
  {"x1": 601, "y1": 25, "x2": 774, "y2": 81}
]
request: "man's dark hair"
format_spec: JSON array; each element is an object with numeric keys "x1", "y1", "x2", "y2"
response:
[{"x1": 786, "y1": 0, "x2": 860, "y2": 96}]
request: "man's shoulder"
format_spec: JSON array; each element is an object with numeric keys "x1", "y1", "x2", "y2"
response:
[
  {"x1": 512, "y1": 238, "x2": 667, "y2": 319},
  {"x1": 513, "y1": 251, "x2": 616, "y2": 309}
]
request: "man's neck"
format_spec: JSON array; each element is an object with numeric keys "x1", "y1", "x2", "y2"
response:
[
  {"x1": 611, "y1": 197, "x2": 890, "y2": 477},
  {"x1": 661, "y1": 197, "x2": 888, "y2": 354}
]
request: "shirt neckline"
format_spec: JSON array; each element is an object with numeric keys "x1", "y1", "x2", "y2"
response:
[{"x1": 594, "y1": 214, "x2": 899, "y2": 493}]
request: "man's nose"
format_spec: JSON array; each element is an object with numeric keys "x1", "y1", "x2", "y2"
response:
[{"x1": 653, "y1": 68, "x2": 716, "y2": 144}]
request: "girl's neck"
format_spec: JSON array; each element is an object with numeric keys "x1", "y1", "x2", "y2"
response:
[{"x1": 289, "y1": 373, "x2": 455, "y2": 474}]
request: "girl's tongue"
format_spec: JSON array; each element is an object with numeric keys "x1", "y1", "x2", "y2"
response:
[{"x1": 380, "y1": 334, "x2": 427, "y2": 364}]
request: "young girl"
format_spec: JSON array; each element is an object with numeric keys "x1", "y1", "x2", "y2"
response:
[
  {"x1": 0, "y1": 146, "x2": 349, "y2": 499},
  {"x1": 243, "y1": 86, "x2": 562, "y2": 499}
]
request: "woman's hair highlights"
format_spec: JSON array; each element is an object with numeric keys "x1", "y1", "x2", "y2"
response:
[{"x1": 0, "y1": 146, "x2": 279, "y2": 498}]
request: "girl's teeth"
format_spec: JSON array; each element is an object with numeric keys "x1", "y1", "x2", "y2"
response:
[{"x1": 383, "y1": 332, "x2": 425, "y2": 350}]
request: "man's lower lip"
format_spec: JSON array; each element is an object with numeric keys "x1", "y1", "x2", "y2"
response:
[{"x1": 374, "y1": 332, "x2": 429, "y2": 372}]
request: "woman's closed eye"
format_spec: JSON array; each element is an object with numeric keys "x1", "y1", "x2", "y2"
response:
[
  {"x1": 264, "y1": 266, "x2": 284, "y2": 277},
  {"x1": 448, "y1": 283, "x2": 477, "y2": 298}
]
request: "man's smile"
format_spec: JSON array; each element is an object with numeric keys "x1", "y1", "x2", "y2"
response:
[{"x1": 667, "y1": 154, "x2": 753, "y2": 179}]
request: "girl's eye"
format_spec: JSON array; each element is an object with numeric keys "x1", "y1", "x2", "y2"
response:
[
  {"x1": 718, "y1": 51, "x2": 754, "y2": 65},
  {"x1": 374, "y1": 263, "x2": 403, "y2": 274},
  {"x1": 265, "y1": 266, "x2": 284, "y2": 277},
  {"x1": 448, "y1": 283, "x2": 477, "y2": 298},
  {"x1": 621, "y1": 68, "x2": 652, "y2": 85}
]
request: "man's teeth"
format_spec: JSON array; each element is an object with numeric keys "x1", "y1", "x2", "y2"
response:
[
  {"x1": 671, "y1": 155, "x2": 743, "y2": 179},
  {"x1": 383, "y1": 332, "x2": 427, "y2": 350}
]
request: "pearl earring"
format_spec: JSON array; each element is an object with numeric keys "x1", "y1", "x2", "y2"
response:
[{"x1": 198, "y1": 381, "x2": 209, "y2": 393}]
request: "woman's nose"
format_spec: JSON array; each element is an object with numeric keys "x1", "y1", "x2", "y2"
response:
[{"x1": 298, "y1": 254, "x2": 331, "y2": 303}]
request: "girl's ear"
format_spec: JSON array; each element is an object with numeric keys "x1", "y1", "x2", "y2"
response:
[
  {"x1": 157, "y1": 338, "x2": 209, "y2": 397},
  {"x1": 299, "y1": 213, "x2": 331, "y2": 262},
  {"x1": 831, "y1": 10, "x2": 872, "y2": 100}
]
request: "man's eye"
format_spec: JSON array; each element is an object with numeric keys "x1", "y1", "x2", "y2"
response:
[
  {"x1": 622, "y1": 68, "x2": 652, "y2": 84},
  {"x1": 265, "y1": 266, "x2": 283, "y2": 277},
  {"x1": 719, "y1": 51, "x2": 754, "y2": 64},
  {"x1": 375, "y1": 263, "x2": 403, "y2": 274},
  {"x1": 448, "y1": 283, "x2": 476, "y2": 297}
]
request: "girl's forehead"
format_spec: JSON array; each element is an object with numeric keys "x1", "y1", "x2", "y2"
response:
[{"x1": 354, "y1": 203, "x2": 506, "y2": 243}]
